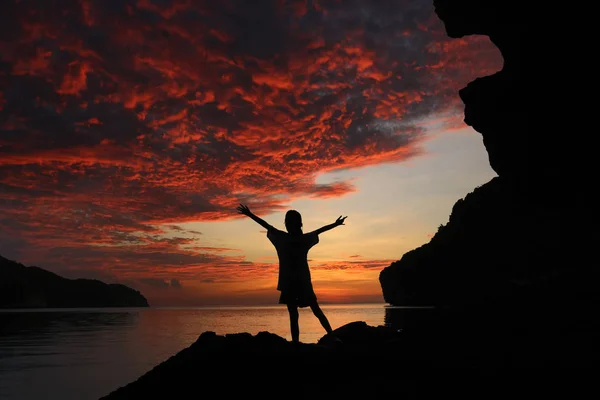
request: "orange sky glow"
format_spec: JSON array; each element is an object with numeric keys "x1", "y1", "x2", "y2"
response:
[{"x1": 0, "y1": 0, "x2": 502, "y2": 306}]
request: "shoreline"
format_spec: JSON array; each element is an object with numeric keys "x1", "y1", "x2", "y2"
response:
[{"x1": 0, "y1": 302, "x2": 397, "y2": 312}]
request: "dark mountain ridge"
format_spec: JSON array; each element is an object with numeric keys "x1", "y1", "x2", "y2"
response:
[{"x1": 0, "y1": 255, "x2": 149, "y2": 308}]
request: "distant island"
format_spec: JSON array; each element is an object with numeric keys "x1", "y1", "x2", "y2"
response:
[{"x1": 0, "y1": 255, "x2": 149, "y2": 308}]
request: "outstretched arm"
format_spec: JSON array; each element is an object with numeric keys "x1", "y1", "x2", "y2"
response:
[
  {"x1": 310, "y1": 215, "x2": 347, "y2": 235},
  {"x1": 236, "y1": 204, "x2": 274, "y2": 231}
]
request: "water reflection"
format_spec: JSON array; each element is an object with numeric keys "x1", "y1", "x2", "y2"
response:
[
  {"x1": 0, "y1": 310, "x2": 142, "y2": 400},
  {"x1": 0, "y1": 305, "x2": 387, "y2": 400},
  {"x1": 0, "y1": 309, "x2": 138, "y2": 337}
]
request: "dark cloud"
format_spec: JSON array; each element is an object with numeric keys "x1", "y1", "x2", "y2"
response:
[
  {"x1": 137, "y1": 277, "x2": 183, "y2": 289},
  {"x1": 139, "y1": 278, "x2": 170, "y2": 289},
  {"x1": 313, "y1": 259, "x2": 396, "y2": 270},
  {"x1": 170, "y1": 278, "x2": 182, "y2": 288}
]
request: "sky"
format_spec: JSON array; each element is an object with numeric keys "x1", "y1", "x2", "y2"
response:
[{"x1": 0, "y1": 0, "x2": 502, "y2": 306}]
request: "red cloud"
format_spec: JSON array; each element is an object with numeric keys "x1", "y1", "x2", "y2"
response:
[{"x1": 0, "y1": 0, "x2": 502, "y2": 303}]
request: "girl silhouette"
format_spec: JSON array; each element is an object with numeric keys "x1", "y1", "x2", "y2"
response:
[{"x1": 236, "y1": 204, "x2": 347, "y2": 343}]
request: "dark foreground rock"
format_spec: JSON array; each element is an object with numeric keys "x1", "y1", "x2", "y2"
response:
[
  {"x1": 0, "y1": 255, "x2": 149, "y2": 308},
  {"x1": 101, "y1": 322, "x2": 412, "y2": 400},
  {"x1": 101, "y1": 319, "x2": 595, "y2": 399}
]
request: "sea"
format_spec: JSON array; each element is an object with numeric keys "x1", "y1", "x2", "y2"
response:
[{"x1": 0, "y1": 304, "x2": 433, "y2": 400}]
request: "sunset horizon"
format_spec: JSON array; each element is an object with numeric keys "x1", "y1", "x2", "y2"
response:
[{"x1": 0, "y1": 0, "x2": 502, "y2": 307}]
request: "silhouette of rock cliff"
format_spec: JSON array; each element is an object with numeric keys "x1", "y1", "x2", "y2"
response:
[
  {"x1": 100, "y1": 321, "x2": 504, "y2": 399},
  {"x1": 100, "y1": 322, "x2": 406, "y2": 399},
  {"x1": 0, "y1": 255, "x2": 149, "y2": 308},
  {"x1": 101, "y1": 319, "x2": 588, "y2": 399},
  {"x1": 380, "y1": 0, "x2": 597, "y2": 362}
]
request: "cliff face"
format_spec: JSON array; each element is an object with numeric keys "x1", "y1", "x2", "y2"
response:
[
  {"x1": 380, "y1": 1, "x2": 595, "y2": 316},
  {"x1": 435, "y1": 0, "x2": 527, "y2": 181},
  {"x1": 0, "y1": 255, "x2": 149, "y2": 308}
]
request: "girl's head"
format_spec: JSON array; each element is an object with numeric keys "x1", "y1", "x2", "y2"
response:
[{"x1": 284, "y1": 210, "x2": 303, "y2": 234}]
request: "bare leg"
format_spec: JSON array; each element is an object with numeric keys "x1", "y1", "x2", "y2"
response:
[
  {"x1": 310, "y1": 302, "x2": 332, "y2": 334},
  {"x1": 287, "y1": 304, "x2": 300, "y2": 343}
]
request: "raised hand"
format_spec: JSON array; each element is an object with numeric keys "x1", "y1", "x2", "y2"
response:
[
  {"x1": 335, "y1": 216, "x2": 347, "y2": 226},
  {"x1": 236, "y1": 204, "x2": 251, "y2": 216}
]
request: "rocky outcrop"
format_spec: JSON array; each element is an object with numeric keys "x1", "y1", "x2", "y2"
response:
[
  {"x1": 0, "y1": 255, "x2": 149, "y2": 308},
  {"x1": 434, "y1": 0, "x2": 528, "y2": 181},
  {"x1": 380, "y1": 0, "x2": 596, "y2": 355},
  {"x1": 100, "y1": 322, "x2": 406, "y2": 399},
  {"x1": 101, "y1": 319, "x2": 574, "y2": 400},
  {"x1": 100, "y1": 310, "x2": 595, "y2": 398}
]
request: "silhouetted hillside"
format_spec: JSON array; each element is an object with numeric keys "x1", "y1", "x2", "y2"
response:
[
  {"x1": 0, "y1": 255, "x2": 149, "y2": 308},
  {"x1": 379, "y1": 0, "x2": 597, "y2": 364},
  {"x1": 380, "y1": 176, "x2": 564, "y2": 306},
  {"x1": 380, "y1": 0, "x2": 595, "y2": 307}
]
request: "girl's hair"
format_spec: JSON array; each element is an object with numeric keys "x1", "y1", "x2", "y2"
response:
[{"x1": 284, "y1": 210, "x2": 303, "y2": 234}]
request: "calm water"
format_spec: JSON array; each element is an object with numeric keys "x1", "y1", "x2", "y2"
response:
[{"x1": 0, "y1": 303, "x2": 429, "y2": 400}]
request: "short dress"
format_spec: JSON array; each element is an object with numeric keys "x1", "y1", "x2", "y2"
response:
[{"x1": 267, "y1": 227, "x2": 319, "y2": 308}]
